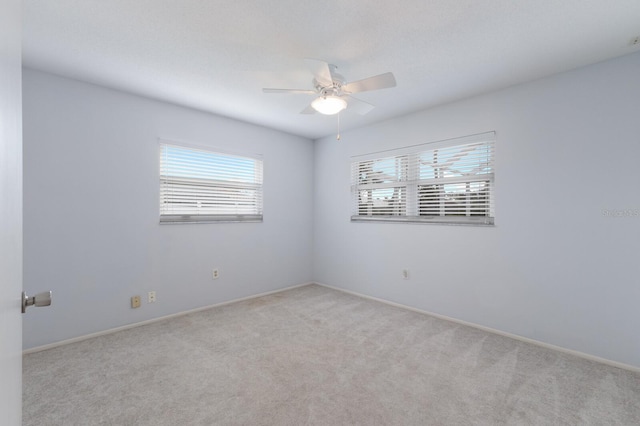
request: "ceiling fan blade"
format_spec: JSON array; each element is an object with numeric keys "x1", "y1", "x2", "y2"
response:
[
  {"x1": 300, "y1": 104, "x2": 317, "y2": 114},
  {"x1": 263, "y1": 88, "x2": 316, "y2": 94},
  {"x1": 304, "y1": 58, "x2": 333, "y2": 86},
  {"x1": 343, "y1": 95, "x2": 375, "y2": 115},
  {"x1": 342, "y1": 72, "x2": 396, "y2": 94}
]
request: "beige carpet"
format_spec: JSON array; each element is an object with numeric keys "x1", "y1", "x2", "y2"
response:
[{"x1": 23, "y1": 284, "x2": 640, "y2": 425}]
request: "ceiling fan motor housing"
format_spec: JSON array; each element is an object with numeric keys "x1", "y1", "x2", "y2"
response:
[{"x1": 314, "y1": 64, "x2": 346, "y2": 96}]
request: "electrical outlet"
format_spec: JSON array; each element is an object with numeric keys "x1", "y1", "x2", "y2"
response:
[
  {"x1": 131, "y1": 296, "x2": 141, "y2": 309},
  {"x1": 402, "y1": 269, "x2": 410, "y2": 280},
  {"x1": 212, "y1": 268, "x2": 220, "y2": 279},
  {"x1": 148, "y1": 291, "x2": 156, "y2": 303}
]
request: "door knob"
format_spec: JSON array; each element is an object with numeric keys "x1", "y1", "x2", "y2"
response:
[{"x1": 22, "y1": 290, "x2": 52, "y2": 313}]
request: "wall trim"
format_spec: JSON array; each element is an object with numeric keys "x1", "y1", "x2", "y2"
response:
[
  {"x1": 23, "y1": 282, "x2": 313, "y2": 355},
  {"x1": 314, "y1": 282, "x2": 640, "y2": 374}
]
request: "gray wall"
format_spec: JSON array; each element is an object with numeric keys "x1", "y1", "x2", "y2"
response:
[
  {"x1": 313, "y1": 52, "x2": 640, "y2": 368},
  {"x1": 22, "y1": 69, "x2": 314, "y2": 349},
  {"x1": 23, "y1": 52, "x2": 640, "y2": 369}
]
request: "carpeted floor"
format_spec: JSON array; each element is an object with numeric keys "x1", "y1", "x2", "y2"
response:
[{"x1": 23, "y1": 284, "x2": 640, "y2": 425}]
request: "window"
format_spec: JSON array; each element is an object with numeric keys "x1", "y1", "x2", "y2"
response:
[
  {"x1": 159, "y1": 141, "x2": 263, "y2": 223},
  {"x1": 351, "y1": 132, "x2": 495, "y2": 225}
]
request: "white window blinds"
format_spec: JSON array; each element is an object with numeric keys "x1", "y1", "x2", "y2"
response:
[
  {"x1": 351, "y1": 132, "x2": 495, "y2": 225},
  {"x1": 159, "y1": 142, "x2": 263, "y2": 223}
]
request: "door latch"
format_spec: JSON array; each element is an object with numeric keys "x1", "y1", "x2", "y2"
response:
[{"x1": 22, "y1": 291, "x2": 52, "y2": 313}]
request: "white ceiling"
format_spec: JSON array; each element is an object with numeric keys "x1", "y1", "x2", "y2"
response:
[{"x1": 23, "y1": 0, "x2": 640, "y2": 140}]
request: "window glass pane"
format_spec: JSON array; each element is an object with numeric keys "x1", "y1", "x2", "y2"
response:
[
  {"x1": 419, "y1": 143, "x2": 492, "y2": 180},
  {"x1": 160, "y1": 142, "x2": 263, "y2": 223},
  {"x1": 418, "y1": 181, "x2": 490, "y2": 217},
  {"x1": 358, "y1": 156, "x2": 408, "y2": 185},
  {"x1": 357, "y1": 187, "x2": 406, "y2": 216}
]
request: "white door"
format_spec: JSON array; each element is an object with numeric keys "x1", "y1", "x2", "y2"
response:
[{"x1": 0, "y1": 0, "x2": 23, "y2": 424}]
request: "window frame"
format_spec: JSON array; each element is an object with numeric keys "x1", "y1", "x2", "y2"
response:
[
  {"x1": 350, "y1": 132, "x2": 495, "y2": 226},
  {"x1": 158, "y1": 139, "x2": 263, "y2": 224}
]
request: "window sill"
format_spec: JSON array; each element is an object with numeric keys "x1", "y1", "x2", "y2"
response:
[
  {"x1": 160, "y1": 214, "x2": 263, "y2": 224},
  {"x1": 350, "y1": 215, "x2": 494, "y2": 226}
]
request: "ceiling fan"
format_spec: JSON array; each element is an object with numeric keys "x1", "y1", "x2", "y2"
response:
[{"x1": 263, "y1": 59, "x2": 397, "y2": 116}]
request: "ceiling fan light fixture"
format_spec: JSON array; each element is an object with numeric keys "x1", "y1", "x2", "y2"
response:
[{"x1": 311, "y1": 95, "x2": 347, "y2": 115}]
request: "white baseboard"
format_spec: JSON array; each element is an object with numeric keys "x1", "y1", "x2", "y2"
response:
[
  {"x1": 314, "y1": 282, "x2": 640, "y2": 374},
  {"x1": 23, "y1": 282, "x2": 313, "y2": 355}
]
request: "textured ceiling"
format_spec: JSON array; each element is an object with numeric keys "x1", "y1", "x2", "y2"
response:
[{"x1": 23, "y1": 0, "x2": 640, "y2": 139}]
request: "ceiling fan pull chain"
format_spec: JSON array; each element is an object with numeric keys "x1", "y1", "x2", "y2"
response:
[{"x1": 336, "y1": 112, "x2": 341, "y2": 140}]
